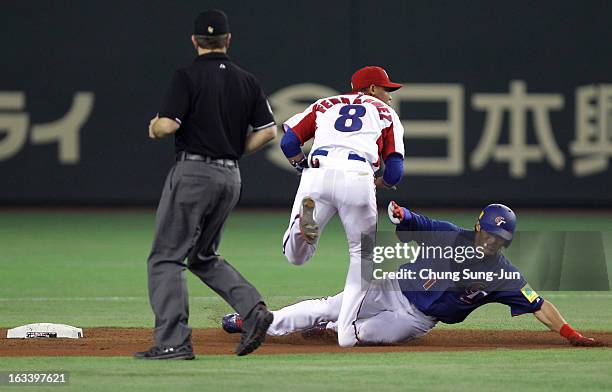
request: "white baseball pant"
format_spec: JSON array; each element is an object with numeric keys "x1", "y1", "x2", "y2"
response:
[
  {"x1": 282, "y1": 149, "x2": 377, "y2": 347},
  {"x1": 268, "y1": 278, "x2": 437, "y2": 344}
]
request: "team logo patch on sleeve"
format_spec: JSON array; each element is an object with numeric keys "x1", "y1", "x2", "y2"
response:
[{"x1": 521, "y1": 284, "x2": 539, "y2": 303}]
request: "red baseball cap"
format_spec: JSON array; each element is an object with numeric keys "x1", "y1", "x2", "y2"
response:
[{"x1": 351, "y1": 66, "x2": 402, "y2": 92}]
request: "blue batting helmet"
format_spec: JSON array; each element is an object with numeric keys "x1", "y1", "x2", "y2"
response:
[{"x1": 476, "y1": 204, "x2": 516, "y2": 244}]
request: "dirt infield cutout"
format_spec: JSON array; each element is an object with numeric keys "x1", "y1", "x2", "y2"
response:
[{"x1": 1, "y1": 328, "x2": 610, "y2": 357}]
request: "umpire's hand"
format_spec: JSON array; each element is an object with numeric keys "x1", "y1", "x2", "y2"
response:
[{"x1": 148, "y1": 115, "x2": 159, "y2": 139}]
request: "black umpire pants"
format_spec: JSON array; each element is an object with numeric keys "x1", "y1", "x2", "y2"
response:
[{"x1": 147, "y1": 159, "x2": 262, "y2": 347}]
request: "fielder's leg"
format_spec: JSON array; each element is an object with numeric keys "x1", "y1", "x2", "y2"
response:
[
  {"x1": 282, "y1": 170, "x2": 337, "y2": 265},
  {"x1": 334, "y1": 169, "x2": 378, "y2": 347}
]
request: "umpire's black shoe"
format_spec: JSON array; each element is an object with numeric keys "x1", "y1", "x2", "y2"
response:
[
  {"x1": 133, "y1": 343, "x2": 195, "y2": 360},
  {"x1": 235, "y1": 303, "x2": 274, "y2": 356}
]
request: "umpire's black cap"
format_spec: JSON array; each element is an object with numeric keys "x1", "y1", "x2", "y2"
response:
[{"x1": 194, "y1": 9, "x2": 230, "y2": 36}]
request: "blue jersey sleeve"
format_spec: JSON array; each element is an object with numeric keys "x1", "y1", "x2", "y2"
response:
[
  {"x1": 397, "y1": 210, "x2": 461, "y2": 232},
  {"x1": 487, "y1": 285, "x2": 545, "y2": 316},
  {"x1": 396, "y1": 210, "x2": 463, "y2": 243},
  {"x1": 382, "y1": 153, "x2": 404, "y2": 186},
  {"x1": 280, "y1": 128, "x2": 302, "y2": 158}
]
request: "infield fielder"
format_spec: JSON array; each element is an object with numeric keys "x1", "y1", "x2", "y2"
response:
[{"x1": 274, "y1": 66, "x2": 405, "y2": 347}]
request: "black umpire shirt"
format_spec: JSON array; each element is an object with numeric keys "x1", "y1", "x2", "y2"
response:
[{"x1": 158, "y1": 52, "x2": 275, "y2": 160}]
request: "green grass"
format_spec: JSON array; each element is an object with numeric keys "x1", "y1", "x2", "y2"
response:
[
  {"x1": 1, "y1": 210, "x2": 611, "y2": 328},
  {"x1": 3, "y1": 350, "x2": 612, "y2": 392},
  {"x1": 1, "y1": 209, "x2": 611, "y2": 391}
]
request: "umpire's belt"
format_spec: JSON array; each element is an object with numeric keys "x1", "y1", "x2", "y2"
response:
[
  {"x1": 176, "y1": 151, "x2": 238, "y2": 168},
  {"x1": 311, "y1": 148, "x2": 366, "y2": 162}
]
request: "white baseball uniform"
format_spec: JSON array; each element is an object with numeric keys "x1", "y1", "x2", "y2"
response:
[
  {"x1": 267, "y1": 278, "x2": 437, "y2": 345},
  {"x1": 281, "y1": 92, "x2": 405, "y2": 347}
]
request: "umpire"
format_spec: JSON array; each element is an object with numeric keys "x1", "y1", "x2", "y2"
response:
[{"x1": 135, "y1": 9, "x2": 276, "y2": 360}]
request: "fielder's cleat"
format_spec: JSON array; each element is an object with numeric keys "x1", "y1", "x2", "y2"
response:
[
  {"x1": 299, "y1": 196, "x2": 319, "y2": 244},
  {"x1": 133, "y1": 342, "x2": 195, "y2": 360},
  {"x1": 236, "y1": 303, "x2": 274, "y2": 356},
  {"x1": 301, "y1": 321, "x2": 331, "y2": 339},
  {"x1": 221, "y1": 313, "x2": 243, "y2": 334}
]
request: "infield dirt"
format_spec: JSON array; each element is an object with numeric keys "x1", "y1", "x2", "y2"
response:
[{"x1": 1, "y1": 328, "x2": 610, "y2": 357}]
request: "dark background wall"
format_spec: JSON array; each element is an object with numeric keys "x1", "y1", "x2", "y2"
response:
[{"x1": 1, "y1": 1, "x2": 610, "y2": 206}]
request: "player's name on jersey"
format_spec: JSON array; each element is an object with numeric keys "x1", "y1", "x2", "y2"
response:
[
  {"x1": 372, "y1": 268, "x2": 521, "y2": 282},
  {"x1": 314, "y1": 95, "x2": 393, "y2": 122}
]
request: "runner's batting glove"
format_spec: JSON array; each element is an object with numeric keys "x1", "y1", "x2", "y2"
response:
[
  {"x1": 561, "y1": 324, "x2": 605, "y2": 347},
  {"x1": 387, "y1": 201, "x2": 405, "y2": 225}
]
